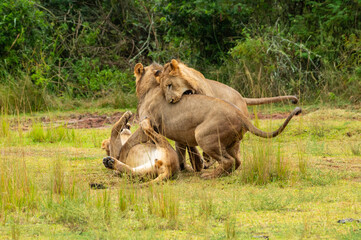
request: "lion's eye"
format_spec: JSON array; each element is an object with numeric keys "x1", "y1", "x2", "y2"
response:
[{"x1": 167, "y1": 84, "x2": 172, "y2": 89}]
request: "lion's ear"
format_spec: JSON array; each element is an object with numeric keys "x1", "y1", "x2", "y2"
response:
[
  {"x1": 154, "y1": 70, "x2": 162, "y2": 84},
  {"x1": 134, "y1": 63, "x2": 144, "y2": 77},
  {"x1": 170, "y1": 59, "x2": 179, "y2": 71},
  {"x1": 101, "y1": 139, "x2": 110, "y2": 150},
  {"x1": 154, "y1": 70, "x2": 161, "y2": 77}
]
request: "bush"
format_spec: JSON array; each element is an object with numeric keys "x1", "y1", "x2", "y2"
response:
[
  {"x1": 0, "y1": 0, "x2": 360, "y2": 112},
  {"x1": 208, "y1": 28, "x2": 321, "y2": 100},
  {"x1": 0, "y1": 75, "x2": 50, "y2": 114},
  {"x1": 0, "y1": 0, "x2": 50, "y2": 75}
]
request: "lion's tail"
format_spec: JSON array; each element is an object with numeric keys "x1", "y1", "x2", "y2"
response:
[
  {"x1": 244, "y1": 107, "x2": 302, "y2": 138},
  {"x1": 244, "y1": 96, "x2": 298, "y2": 105}
]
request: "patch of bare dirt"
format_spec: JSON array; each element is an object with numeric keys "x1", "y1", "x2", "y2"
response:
[
  {"x1": 59, "y1": 112, "x2": 133, "y2": 129},
  {"x1": 315, "y1": 157, "x2": 361, "y2": 171},
  {"x1": 10, "y1": 112, "x2": 137, "y2": 131},
  {"x1": 9, "y1": 110, "x2": 300, "y2": 131},
  {"x1": 250, "y1": 112, "x2": 294, "y2": 120}
]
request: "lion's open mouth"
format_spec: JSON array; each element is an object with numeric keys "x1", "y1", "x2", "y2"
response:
[{"x1": 183, "y1": 90, "x2": 194, "y2": 96}]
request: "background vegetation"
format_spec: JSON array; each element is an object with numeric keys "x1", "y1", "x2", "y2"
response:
[{"x1": 1, "y1": 0, "x2": 360, "y2": 113}]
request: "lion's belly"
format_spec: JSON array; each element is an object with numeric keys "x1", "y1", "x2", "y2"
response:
[
  {"x1": 162, "y1": 128, "x2": 198, "y2": 146},
  {"x1": 125, "y1": 143, "x2": 163, "y2": 168}
]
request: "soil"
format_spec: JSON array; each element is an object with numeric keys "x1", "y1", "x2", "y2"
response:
[
  {"x1": 249, "y1": 112, "x2": 291, "y2": 120},
  {"x1": 10, "y1": 111, "x2": 294, "y2": 131},
  {"x1": 10, "y1": 112, "x2": 136, "y2": 131}
]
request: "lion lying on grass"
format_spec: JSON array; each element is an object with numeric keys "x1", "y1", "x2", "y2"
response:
[
  {"x1": 101, "y1": 111, "x2": 179, "y2": 184},
  {"x1": 117, "y1": 63, "x2": 301, "y2": 179}
]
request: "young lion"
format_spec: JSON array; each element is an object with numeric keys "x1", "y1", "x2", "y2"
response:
[
  {"x1": 102, "y1": 111, "x2": 179, "y2": 184},
  {"x1": 159, "y1": 60, "x2": 298, "y2": 114},
  {"x1": 158, "y1": 59, "x2": 299, "y2": 168},
  {"x1": 117, "y1": 63, "x2": 301, "y2": 179}
]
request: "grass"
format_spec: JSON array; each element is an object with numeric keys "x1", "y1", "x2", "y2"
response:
[
  {"x1": 0, "y1": 106, "x2": 360, "y2": 239},
  {"x1": 351, "y1": 143, "x2": 361, "y2": 156}
]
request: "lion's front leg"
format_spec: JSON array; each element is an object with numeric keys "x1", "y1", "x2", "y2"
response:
[
  {"x1": 187, "y1": 146, "x2": 203, "y2": 172},
  {"x1": 103, "y1": 156, "x2": 132, "y2": 174},
  {"x1": 175, "y1": 142, "x2": 193, "y2": 172}
]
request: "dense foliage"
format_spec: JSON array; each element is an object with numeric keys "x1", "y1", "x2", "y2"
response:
[{"x1": 0, "y1": 0, "x2": 360, "y2": 112}]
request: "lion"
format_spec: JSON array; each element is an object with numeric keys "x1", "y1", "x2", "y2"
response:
[
  {"x1": 102, "y1": 111, "x2": 179, "y2": 184},
  {"x1": 117, "y1": 63, "x2": 301, "y2": 179},
  {"x1": 134, "y1": 62, "x2": 204, "y2": 172},
  {"x1": 158, "y1": 59, "x2": 299, "y2": 168},
  {"x1": 159, "y1": 59, "x2": 298, "y2": 117}
]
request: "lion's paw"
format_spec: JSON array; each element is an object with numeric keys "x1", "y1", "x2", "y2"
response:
[
  {"x1": 140, "y1": 118, "x2": 151, "y2": 131},
  {"x1": 123, "y1": 111, "x2": 133, "y2": 121},
  {"x1": 103, "y1": 156, "x2": 115, "y2": 169}
]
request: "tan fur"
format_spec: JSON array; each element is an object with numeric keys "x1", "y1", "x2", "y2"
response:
[
  {"x1": 117, "y1": 63, "x2": 301, "y2": 179},
  {"x1": 136, "y1": 63, "x2": 204, "y2": 172},
  {"x1": 101, "y1": 139, "x2": 110, "y2": 156},
  {"x1": 161, "y1": 60, "x2": 299, "y2": 168},
  {"x1": 102, "y1": 111, "x2": 179, "y2": 184},
  {"x1": 161, "y1": 59, "x2": 299, "y2": 118}
]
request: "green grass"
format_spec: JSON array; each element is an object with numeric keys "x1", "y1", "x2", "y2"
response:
[{"x1": 0, "y1": 106, "x2": 360, "y2": 239}]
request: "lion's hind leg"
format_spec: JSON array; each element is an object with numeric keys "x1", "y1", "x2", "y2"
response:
[
  {"x1": 228, "y1": 142, "x2": 241, "y2": 171},
  {"x1": 139, "y1": 160, "x2": 174, "y2": 187},
  {"x1": 202, "y1": 152, "x2": 216, "y2": 169},
  {"x1": 196, "y1": 133, "x2": 236, "y2": 179}
]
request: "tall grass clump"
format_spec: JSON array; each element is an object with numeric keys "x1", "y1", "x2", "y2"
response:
[
  {"x1": 350, "y1": 143, "x2": 361, "y2": 156},
  {"x1": 52, "y1": 158, "x2": 65, "y2": 194},
  {"x1": 44, "y1": 193, "x2": 90, "y2": 231},
  {"x1": 224, "y1": 216, "x2": 237, "y2": 239},
  {"x1": 241, "y1": 140, "x2": 291, "y2": 185},
  {"x1": 0, "y1": 157, "x2": 39, "y2": 217},
  {"x1": 28, "y1": 122, "x2": 76, "y2": 143},
  {"x1": 0, "y1": 77, "x2": 51, "y2": 114},
  {"x1": 0, "y1": 116, "x2": 10, "y2": 138},
  {"x1": 198, "y1": 196, "x2": 214, "y2": 219},
  {"x1": 94, "y1": 189, "x2": 112, "y2": 226},
  {"x1": 46, "y1": 125, "x2": 75, "y2": 143},
  {"x1": 28, "y1": 123, "x2": 45, "y2": 142},
  {"x1": 147, "y1": 187, "x2": 179, "y2": 221},
  {"x1": 297, "y1": 143, "x2": 308, "y2": 178},
  {"x1": 44, "y1": 160, "x2": 93, "y2": 231}
]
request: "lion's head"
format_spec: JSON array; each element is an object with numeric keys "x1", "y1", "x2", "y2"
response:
[
  {"x1": 134, "y1": 62, "x2": 163, "y2": 99},
  {"x1": 159, "y1": 59, "x2": 210, "y2": 103},
  {"x1": 101, "y1": 139, "x2": 110, "y2": 156}
]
